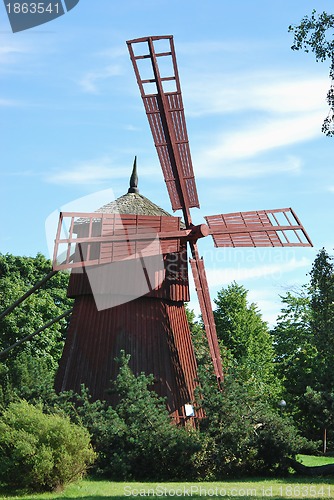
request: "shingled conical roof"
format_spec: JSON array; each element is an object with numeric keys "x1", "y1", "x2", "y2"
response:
[
  {"x1": 97, "y1": 192, "x2": 172, "y2": 216},
  {"x1": 96, "y1": 158, "x2": 172, "y2": 217}
]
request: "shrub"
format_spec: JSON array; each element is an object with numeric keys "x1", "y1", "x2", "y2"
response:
[
  {"x1": 0, "y1": 400, "x2": 96, "y2": 491},
  {"x1": 195, "y1": 368, "x2": 303, "y2": 478},
  {"x1": 248, "y1": 408, "x2": 308, "y2": 476}
]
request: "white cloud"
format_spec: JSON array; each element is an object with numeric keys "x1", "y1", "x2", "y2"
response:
[
  {"x1": 205, "y1": 256, "x2": 311, "y2": 287},
  {"x1": 184, "y1": 71, "x2": 328, "y2": 175},
  {"x1": 257, "y1": 78, "x2": 328, "y2": 115},
  {"x1": 123, "y1": 124, "x2": 142, "y2": 132},
  {"x1": 46, "y1": 156, "x2": 159, "y2": 186},
  {"x1": 184, "y1": 72, "x2": 329, "y2": 117},
  {"x1": 196, "y1": 154, "x2": 302, "y2": 179},
  {"x1": 0, "y1": 42, "x2": 31, "y2": 63},
  {"x1": 79, "y1": 65, "x2": 123, "y2": 93},
  {"x1": 96, "y1": 46, "x2": 128, "y2": 59},
  {"x1": 204, "y1": 112, "x2": 323, "y2": 162},
  {"x1": 178, "y1": 39, "x2": 263, "y2": 56},
  {"x1": 46, "y1": 157, "x2": 118, "y2": 185},
  {"x1": 187, "y1": 257, "x2": 311, "y2": 323}
]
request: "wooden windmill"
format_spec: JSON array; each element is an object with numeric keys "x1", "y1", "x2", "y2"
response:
[{"x1": 53, "y1": 35, "x2": 312, "y2": 422}]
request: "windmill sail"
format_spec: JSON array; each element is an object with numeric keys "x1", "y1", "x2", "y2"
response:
[
  {"x1": 127, "y1": 36, "x2": 199, "y2": 224},
  {"x1": 206, "y1": 208, "x2": 312, "y2": 248},
  {"x1": 53, "y1": 211, "x2": 182, "y2": 271},
  {"x1": 126, "y1": 36, "x2": 313, "y2": 386}
]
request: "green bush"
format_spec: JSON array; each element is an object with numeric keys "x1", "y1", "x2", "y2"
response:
[
  {"x1": 248, "y1": 408, "x2": 309, "y2": 476},
  {"x1": 0, "y1": 400, "x2": 96, "y2": 491}
]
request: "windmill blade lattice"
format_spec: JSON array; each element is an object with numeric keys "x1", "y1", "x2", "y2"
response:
[
  {"x1": 127, "y1": 36, "x2": 199, "y2": 226},
  {"x1": 53, "y1": 211, "x2": 188, "y2": 271},
  {"x1": 206, "y1": 208, "x2": 313, "y2": 248}
]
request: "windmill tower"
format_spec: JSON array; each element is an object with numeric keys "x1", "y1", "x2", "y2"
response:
[
  {"x1": 54, "y1": 158, "x2": 205, "y2": 422},
  {"x1": 53, "y1": 36, "x2": 312, "y2": 422}
]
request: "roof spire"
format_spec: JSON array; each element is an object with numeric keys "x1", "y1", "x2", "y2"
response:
[{"x1": 128, "y1": 156, "x2": 139, "y2": 194}]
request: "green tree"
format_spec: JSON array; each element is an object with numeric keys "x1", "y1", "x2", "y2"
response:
[
  {"x1": 272, "y1": 249, "x2": 334, "y2": 448},
  {"x1": 111, "y1": 352, "x2": 200, "y2": 480},
  {"x1": 289, "y1": 9, "x2": 334, "y2": 135},
  {"x1": 213, "y1": 282, "x2": 280, "y2": 400},
  {"x1": 272, "y1": 290, "x2": 315, "y2": 402},
  {"x1": 271, "y1": 290, "x2": 319, "y2": 444},
  {"x1": 0, "y1": 253, "x2": 72, "y2": 405},
  {"x1": 309, "y1": 248, "x2": 334, "y2": 378},
  {"x1": 307, "y1": 248, "x2": 334, "y2": 444}
]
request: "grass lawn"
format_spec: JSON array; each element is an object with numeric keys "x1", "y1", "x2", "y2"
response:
[
  {"x1": 1, "y1": 458, "x2": 334, "y2": 500},
  {"x1": 1, "y1": 477, "x2": 333, "y2": 500},
  {"x1": 297, "y1": 454, "x2": 334, "y2": 467}
]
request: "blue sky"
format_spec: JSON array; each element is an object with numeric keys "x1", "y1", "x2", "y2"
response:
[{"x1": 1, "y1": 0, "x2": 334, "y2": 325}]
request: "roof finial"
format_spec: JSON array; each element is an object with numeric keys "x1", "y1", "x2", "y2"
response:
[{"x1": 128, "y1": 156, "x2": 139, "y2": 194}]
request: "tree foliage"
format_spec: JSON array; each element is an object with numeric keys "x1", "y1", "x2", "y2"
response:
[
  {"x1": 309, "y1": 248, "x2": 334, "y2": 375},
  {"x1": 0, "y1": 253, "x2": 320, "y2": 480},
  {"x1": 187, "y1": 285, "x2": 302, "y2": 477},
  {"x1": 272, "y1": 290, "x2": 315, "y2": 401},
  {"x1": 213, "y1": 282, "x2": 280, "y2": 400},
  {"x1": 289, "y1": 9, "x2": 334, "y2": 136},
  {"x1": 0, "y1": 253, "x2": 72, "y2": 406},
  {"x1": 272, "y1": 248, "x2": 334, "y2": 447}
]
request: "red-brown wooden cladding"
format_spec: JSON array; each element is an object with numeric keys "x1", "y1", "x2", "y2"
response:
[
  {"x1": 205, "y1": 208, "x2": 313, "y2": 248},
  {"x1": 55, "y1": 295, "x2": 204, "y2": 422},
  {"x1": 67, "y1": 244, "x2": 190, "y2": 304}
]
